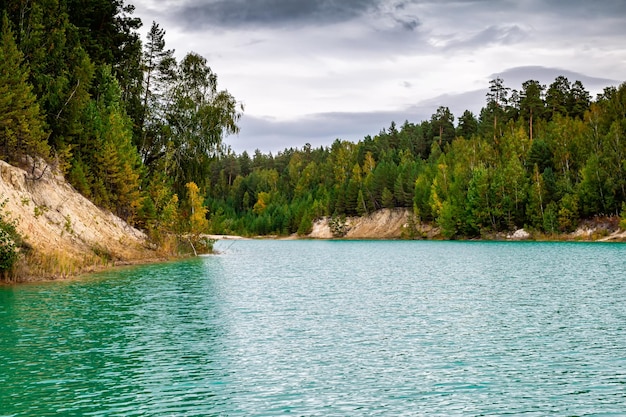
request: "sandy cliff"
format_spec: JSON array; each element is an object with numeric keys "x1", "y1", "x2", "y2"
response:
[
  {"x1": 308, "y1": 207, "x2": 625, "y2": 241},
  {"x1": 309, "y1": 208, "x2": 430, "y2": 239},
  {"x1": 0, "y1": 159, "x2": 157, "y2": 280}
]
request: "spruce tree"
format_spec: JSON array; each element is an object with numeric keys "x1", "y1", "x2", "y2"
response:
[
  {"x1": 140, "y1": 21, "x2": 176, "y2": 164},
  {"x1": 0, "y1": 14, "x2": 49, "y2": 163}
]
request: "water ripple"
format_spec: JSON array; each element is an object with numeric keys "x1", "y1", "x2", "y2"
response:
[{"x1": 1, "y1": 241, "x2": 626, "y2": 415}]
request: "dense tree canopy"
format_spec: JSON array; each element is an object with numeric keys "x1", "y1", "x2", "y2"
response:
[
  {"x1": 201, "y1": 78, "x2": 626, "y2": 238},
  {"x1": 0, "y1": 14, "x2": 49, "y2": 163}
]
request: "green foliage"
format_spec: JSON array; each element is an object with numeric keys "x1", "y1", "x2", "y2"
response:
[
  {"x1": 466, "y1": 165, "x2": 494, "y2": 234},
  {"x1": 0, "y1": 228, "x2": 17, "y2": 271},
  {"x1": 63, "y1": 215, "x2": 74, "y2": 235},
  {"x1": 0, "y1": 2, "x2": 247, "y2": 254},
  {"x1": 186, "y1": 182, "x2": 208, "y2": 235},
  {"x1": 297, "y1": 211, "x2": 313, "y2": 236},
  {"x1": 558, "y1": 193, "x2": 579, "y2": 232},
  {"x1": 620, "y1": 202, "x2": 626, "y2": 230},
  {"x1": 71, "y1": 66, "x2": 143, "y2": 220},
  {"x1": 0, "y1": 199, "x2": 19, "y2": 272},
  {"x1": 158, "y1": 52, "x2": 243, "y2": 196},
  {"x1": 139, "y1": 21, "x2": 176, "y2": 160},
  {"x1": 520, "y1": 80, "x2": 545, "y2": 141},
  {"x1": 0, "y1": 14, "x2": 49, "y2": 162},
  {"x1": 543, "y1": 202, "x2": 559, "y2": 234},
  {"x1": 457, "y1": 110, "x2": 478, "y2": 138},
  {"x1": 195, "y1": 78, "x2": 626, "y2": 239},
  {"x1": 577, "y1": 154, "x2": 610, "y2": 217},
  {"x1": 33, "y1": 205, "x2": 48, "y2": 219},
  {"x1": 438, "y1": 200, "x2": 460, "y2": 239},
  {"x1": 381, "y1": 187, "x2": 394, "y2": 209},
  {"x1": 356, "y1": 189, "x2": 367, "y2": 216},
  {"x1": 68, "y1": 158, "x2": 92, "y2": 197},
  {"x1": 329, "y1": 215, "x2": 348, "y2": 237}
]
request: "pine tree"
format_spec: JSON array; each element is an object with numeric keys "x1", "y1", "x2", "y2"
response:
[
  {"x1": 0, "y1": 14, "x2": 49, "y2": 162},
  {"x1": 356, "y1": 189, "x2": 368, "y2": 216},
  {"x1": 382, "y1": 187, "x2": 395, "y2": 209},
  {"x1": 140, "y1": 21, "x2": 176, "y2": 161},
  {"x1": 70, "y1": 66, "x2": 143, "y2": 220},
  {"x1": 13, "y1": 0, "x2": 95, "y2": 153},
  {"x1": 520, "y1": 80, "x2": 545, "y2": 143}
]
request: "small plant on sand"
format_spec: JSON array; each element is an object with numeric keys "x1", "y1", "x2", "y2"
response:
[
  {"x1": 91, "y1": 245, "x2": 112, "y2": 263},
  {"x1": 401, "y1": 210, "x2": 424, "y2": 240},
  {"x1": 329, "y1": 215, "x2": 347, "y2": 237},
  {"x1": 195, "y1": 236, "x2": 215, "y2": 254},
  {"x1": 62, "y1": 215, "x2": 74, "y2": 236},
  {"x1": 33, "y1": 205, "x2": 48, "y2": 218}
]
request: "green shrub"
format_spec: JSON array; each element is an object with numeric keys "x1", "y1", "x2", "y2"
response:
[
  {"x1": 0, "y1": 199, "x2": 22, "y2": 273},
  {"x1": 0, "y1": 227, "x2": 17, "y2": 272},
  {"x1": 620, "y1": 202, "x2": 626, "y2": 230}
]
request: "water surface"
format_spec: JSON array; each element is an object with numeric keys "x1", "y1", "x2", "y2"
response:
[{"x1": 1, "y1": 240, "x2": 625, "y2": 415}]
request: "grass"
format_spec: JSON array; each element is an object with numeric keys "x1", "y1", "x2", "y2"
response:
[{"x1": 4, "y1": 248, "x2": 115, "y2": 283}]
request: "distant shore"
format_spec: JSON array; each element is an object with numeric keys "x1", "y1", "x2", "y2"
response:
[{"x1": 204, "y1": 234, "x2": 247, "y2": 240}]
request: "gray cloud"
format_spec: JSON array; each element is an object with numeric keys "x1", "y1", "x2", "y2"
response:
[
  {"x1": 413, "y1": 66, "x2": 619, "y2": 120},
  {"x1": 440, "y1": 25, "x2": 528, "y2": 51},
  {"x1": 416, "y1": 90, "x2": 485, "y2": 120},
  {"x1": 491, "y1": 66, "x2": 619, "y2": 92},
  {"x1": 227, "y1": 107, "x2": 430, "y2": 153},
  {"x1": 529, "y1": 0, "x2": 626, "y2": 18},
  {"x1": 393, "y1": 15, "x2": 420, "y2": 31},
  {"x1": 170, "y1": 0, "x2": 380, "y2": 30},
  {"x1": 226, "y1": 65, "x2": 621, "y2": 154},
  {"x1": 147, "y1": 0, "x2": 626, "y2": 38}
]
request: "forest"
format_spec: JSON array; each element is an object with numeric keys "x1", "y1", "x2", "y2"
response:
[
  {"x1": 1, "y1": 0, "x2": 626, "y2": 245},
  {"x1": 203, "y1": 76, "x2": 626, "y2": 238}
]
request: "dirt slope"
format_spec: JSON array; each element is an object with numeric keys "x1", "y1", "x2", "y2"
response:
[
  {"x1": 309, "y1": 208, "x2": 624, "y2": 241},
  {"x1": 309, "y1": 208, "x2": 419, "y2": 239},
  {"x1": 0, "y1": 160, "x2": 157, "y2": 280}
]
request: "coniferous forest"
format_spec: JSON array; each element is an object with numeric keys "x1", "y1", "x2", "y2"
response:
[{"x1": 1, "y1": 0, "x2": 626, "y2": 242}]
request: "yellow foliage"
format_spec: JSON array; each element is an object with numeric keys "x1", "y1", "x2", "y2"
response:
[
  {"x1": 186, "y1": 182, "x2": 208, "y2": 234},
  {"x1": 253, "y1": 191, "x2": 270, "y2": 214},
  {"x1": 362, "y1": 151, "x2": 376, "y2": 175}
]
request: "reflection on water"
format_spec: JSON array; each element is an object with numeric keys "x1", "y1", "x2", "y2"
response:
[{"x1": 1, "y1": 241, "x2": 626, "y2": 416}]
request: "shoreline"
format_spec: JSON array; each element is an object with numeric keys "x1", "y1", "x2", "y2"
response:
[{"x1": 4, "y1": 222, "x2": 625, "y2": 285}]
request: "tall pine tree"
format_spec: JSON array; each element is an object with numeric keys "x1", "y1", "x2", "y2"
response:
[{"x1": 0, "y1": 14, "x2": 49, "y2": 163}]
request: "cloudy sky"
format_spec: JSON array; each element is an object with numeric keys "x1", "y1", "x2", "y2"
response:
[{"x1": 130, "y1": 0, "x2": 625, "y2": 154}]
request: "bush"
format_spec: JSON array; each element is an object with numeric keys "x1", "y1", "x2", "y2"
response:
[
  {"x1": 620, "y1": 202, "x2": 626, "y2": 230},
  {"x1": 0, "y1": 198, "x2": 22, "y2": 273},
  {"x1": 0, "y1": 228, "x2": 17, "y2": 272}
]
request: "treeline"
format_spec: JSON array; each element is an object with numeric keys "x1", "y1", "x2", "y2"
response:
[
  {"x1": 0, "y1": 0, "x2": 241, "y2": 248},
  {"x1": 204, "y1": 77, "x2": 626, "y2": 238}
]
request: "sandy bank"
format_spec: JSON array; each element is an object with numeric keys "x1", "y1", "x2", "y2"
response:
[
  {"x1": 0, "y1": 159, "x2": 158, "y2": 281},
  {"x1": 309, "y1": 208, "x2": 434, "y2": 240},
  {"x1": 204, "y1": 234, "x2": 247, "y2": 240},
  {"x1": 308, "y1": 208, "x2": 626, "y2": 242}
]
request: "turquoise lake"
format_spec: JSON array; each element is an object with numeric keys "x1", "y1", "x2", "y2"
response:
[{"x1": 1, "y1": 240, "x2": 626, "y2": 416}]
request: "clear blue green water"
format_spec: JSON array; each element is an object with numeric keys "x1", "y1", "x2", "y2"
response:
[{"x1": 1, "y1": 240, "x2": 626, "y2": 416}]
